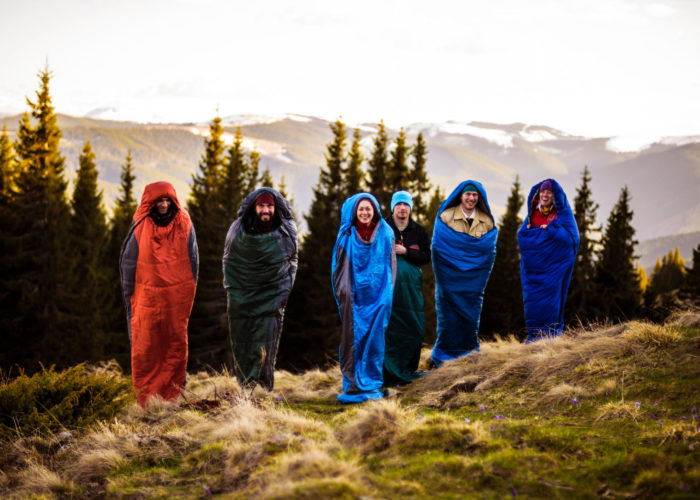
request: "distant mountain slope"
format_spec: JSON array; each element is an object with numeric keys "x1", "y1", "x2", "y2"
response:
[
  {"x1": 637, "y1": 231, "x2": 700, "y2": 271},
  {"x1": 1, "y1": 114, "x2": 697, "y2": 243}
]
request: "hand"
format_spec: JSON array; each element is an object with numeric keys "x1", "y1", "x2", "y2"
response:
[
  {"x1": 395, "y1": 243, "x2": 407, "y2": 255},
  {"x1": 527, "y1": 224, "x2": 531, "y2": 229},
  {"x1": 540, "y1": 224, "x2": 548, "y2": 229}
]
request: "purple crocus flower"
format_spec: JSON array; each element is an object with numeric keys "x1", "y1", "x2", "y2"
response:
[
  {"x1": 464, "y1": 417, "x2": 471, "y2": 423},
  {"x1": 276, "y1": 397, "x2": 281, "y2": 402},
  {"x1": 480, "y1": 406, "x2": 486, "y2": 412},
  {"x1": 203, "y1": 486, "x2": 213, "y2": 497},
  {"x1": 572, "y1": 398, "x2": 579, "y2": 404},
  {"x1": 634, "y1": 401, "x2": 640, "y2": 408}
]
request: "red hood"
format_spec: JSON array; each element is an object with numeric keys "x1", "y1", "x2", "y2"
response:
[{"x1": 134, "y1": 182, "x2": 181, "y2": 222}]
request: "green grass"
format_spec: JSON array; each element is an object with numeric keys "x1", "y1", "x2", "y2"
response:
[{"x1": 1, "y1": 316, "x2": 698, "y2": 498}]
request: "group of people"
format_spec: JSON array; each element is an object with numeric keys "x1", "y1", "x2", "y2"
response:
[{"x1": 120, "y1": 177, "x2": 579, "y2": 407}]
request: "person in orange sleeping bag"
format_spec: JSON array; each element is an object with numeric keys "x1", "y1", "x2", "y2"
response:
[{"x1": 120, "y1": 181, "x2": 199, "y2": 408}]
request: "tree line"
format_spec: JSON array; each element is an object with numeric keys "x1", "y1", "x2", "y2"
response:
[{"x1": 1, "y1": 67, "x2": 698, "y2": 375}]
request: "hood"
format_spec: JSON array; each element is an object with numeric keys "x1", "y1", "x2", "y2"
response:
[
  {"x1": 439, "y1": 180, "x2": 493, "y2": 217},
  {"x1": 134, "y1": 181, "x2": 181, "y2": 222},
  {"x1": 527, "y1": 178, "x2": 568, "y2": 215},
  {"x1": 339, "y1": 193, "x2": 382, "y2": 234}
]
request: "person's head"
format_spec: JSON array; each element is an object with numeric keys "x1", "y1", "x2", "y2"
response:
[
  {"x1": 460, "y1": 184, "x2": 479, "y2": 213},
  {"x1": 356, "y1": 198, "x2": 375, "y2": 225},
  {"x1": 391, "y1": 191, "x2": 413, "y2": 221},
  {"x1": 255, "y1": 192, "x2": 276, "y2": 223},
  {"x1": 538, "y1": 180, "x2": 554, "y2": 208},
  {"x1": 156, "y1": 196, "x2": 172, "y2": 215}
]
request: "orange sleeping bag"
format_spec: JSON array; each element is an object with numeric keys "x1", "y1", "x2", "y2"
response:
[{"x1": 120, "y1": 182, "x2": 198, "y2": 408}]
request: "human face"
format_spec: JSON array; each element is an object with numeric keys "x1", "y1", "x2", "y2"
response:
[
  {"x1": 393, "y1": 202, "x2": 410, "y2": 221},
  {"x1": 156, "y1": 197, "x2": 172, "y2": 215},
  {"x1": 539, "y1": 189, "x2": 554, "y2": 208},
  {"x1": 460, "y1": 191, "x2": 479, "y2": 213},
  {"x1": 255, "y1": 202, "x2": 275, "y2": 222},
  {"x1": 356, "y1": 199, "x2": 374, "y2": 224}
]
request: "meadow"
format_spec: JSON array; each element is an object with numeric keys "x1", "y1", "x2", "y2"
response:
[{"x1": 1, "y1": 311, "x2": 698, "y2": 499}]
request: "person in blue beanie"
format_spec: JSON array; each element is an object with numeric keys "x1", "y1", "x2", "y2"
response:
[{"x1": 383, "y1": 191, "x2": 431, "y2": 385}]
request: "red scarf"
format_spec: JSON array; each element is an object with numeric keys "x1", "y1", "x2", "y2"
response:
[{"x1": 356, "y1": 221, "x2": 377, "y2": 242}]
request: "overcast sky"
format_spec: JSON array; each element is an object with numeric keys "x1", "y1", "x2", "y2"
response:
[{"x1": 1, "y1": 0, "x2": 699, "y2": 140}]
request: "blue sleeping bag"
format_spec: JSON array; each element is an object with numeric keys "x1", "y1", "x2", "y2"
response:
[
  {"x1": 331, "y1": 193, "x2": 396, "y2": 403},
  {"x1": 517, "y1": 179, "x2": 579, "y2": 342},
  {"x1": 431, "y1": 180, "x2": 498, "y2": 366}
]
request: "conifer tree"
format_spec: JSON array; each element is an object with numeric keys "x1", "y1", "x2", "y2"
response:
[
  {"x1": 187, "y1": 116, "x2": 232, "y2": 370},
  {"x1": 643, "y1": 247, "x2": 687, "y2": 320},
  {"x1": 566, "y1": 166, "x2": 600, "y2": 324},
  {"x1": 219, "y1": 128, "x2": 247, "y2": 220},
  {"x1": 481, "y1": 176, "x2": 525, "y2": 339},
  {"x1": 344, "y1": 127, "x2": 365, "y2": 198},
  {"x1": 594, "y1": 186, "x2": 640, "y2": 321},
  {"x1": 277, "y1": 175, "x2": 290, "y2": 200},
  {"x1": 421, "y1": 186, "x2": 444, "y2": 344},
  {"x1": 683, "y1": 244, "x2": 700, "y2": 303},
  {"x1": 280, "y1": 120, "x2": 348, "y2": 370},
  {"x1": 246, "y1": 149, "x2": 260, "y2": 193},
  {"x1": 105, "y1": 150, "x2": 137, "y2": 369},
  {"x1": 409, "y1": 132, "x2": 430, "y2": 224},
  {"x1": 0, "y1": 125, "x2": 17, "y2": 201},
  {"x1": 0, "y1": 66, "x2": 72, "y2": 372},
  {"x1": 259, "y1": 166, "x2": 274, "y2": 188},
  {"x1": 367, "y1": 120, "x2": 391, "y2": 212},
  {"x1": 67, "y1": 140, "x2": 109, "y2": 363},
  {"x1": 386, "y1": 127, "x2": 410, "y2": 195}
]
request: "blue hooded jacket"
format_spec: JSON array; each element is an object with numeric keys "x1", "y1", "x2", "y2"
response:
[
  {"x1": 517, "y1": 179, "x2": 579, "y2": 342},
  {"x1": 331, "y1": 193, "x2": 396, "y2": 403},
  {"x1": 431, "y1": 180, "x2": 498, "y2": 366}
]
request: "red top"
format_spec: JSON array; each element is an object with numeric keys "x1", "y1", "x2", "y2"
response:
[{"x1": 530, "y1": 206, "x2": 558, "y2": 227}]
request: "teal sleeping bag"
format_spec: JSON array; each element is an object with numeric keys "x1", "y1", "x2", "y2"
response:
[{"x1": 223, "y1": 188, "x2": 298, "y2": 389}]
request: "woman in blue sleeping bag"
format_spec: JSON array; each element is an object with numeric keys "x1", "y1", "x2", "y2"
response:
[
  {"x1": 431, "y1": 180, "x2": 498, "y2": 367},
  {"x1": 517, "y1": 179, "x2": 579, "y2": 343},
  {"x1": 331, "y1": 193, "x2": 396, "y2": 403}
]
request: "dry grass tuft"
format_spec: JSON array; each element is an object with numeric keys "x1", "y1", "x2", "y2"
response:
[
  {"x1": 260, "y1": 449, "x2": 365, "y2": 498},
  {"x1": 595, "y1": 401, "x2": 642, "y2": 422},
  {"x1": 666, "y1": 310, "x2": 700, "y2": 328},
  {"x1": 273, "y1": 367, "x2": 342, "y2": 401},
  {"x1": 65, "y1": 448, "x2": 124, "y2": 482},
  {"x1": 540, "y1": 383, "x2": 590, "y2": 405},
  {"x1": 338, "y1": 400, "x2": 408, "y2": 454},
  {"x1": 408, "y1": 322, "x2": 671, "y2": 408},
  {"x1": 12, "y1": 462, "x2": 69, "y2": 498},
  {"x1": 396, "y1": 414, "x2": 492, "y2": 454},
  {"x1": 594, "y1": 378, "x2": 618, "y2": 397}
]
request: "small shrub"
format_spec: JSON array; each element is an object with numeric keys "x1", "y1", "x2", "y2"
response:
[{"x1": 0, "y1": 362, "x2": 132, "y2": 438}]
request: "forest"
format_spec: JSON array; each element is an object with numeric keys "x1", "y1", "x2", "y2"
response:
[{"x1": 1, "y1": 67, "x2": 698, "y2": 376}]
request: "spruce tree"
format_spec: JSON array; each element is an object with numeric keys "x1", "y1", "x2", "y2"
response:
[
  {"x1": 409, "y1": 132, "x2": 430, "y2": 224},
  {"x1": 566, "y1": 166, "x2": 600, "y2": 325},
  {"x1": 594, "y1": 186, "x2": 641, "y2": 321},
  {"x1": 421, "y1": 186, "x2": 444, "y2": 345},
  {"x1": 105, "y1": 150, "x2": 137, "y2": 370},
  {"x1": 644, "y1": 247, "x2": 687, "y2": 321},
  {"x1": 367, "y1": 120, "x2": 391, "y2": 213},
  {"x1": 187, "y1": 116, "x2": 232, "y2": 371},
  {"x1": 683, "y1": 244, "x2": 700, "y2": 303},
  {"x1": 219, "y1": 128, "x2": 247, "y2": 221},
  {"x1": 344, "y1": 127, "x2": 365, "y2": 198},
  {"x1": 0, "y1": 66, "x2": 72, "y2": 372},
  {"x1": 280, "y1": 120, "x2": 348, "y2": 370},
  {"x1": 481, "y1": 176, "x2": 525, "y2": 339},
  {"x1": 67, "y1": 140, "x2": 109, "y2": 363},
  {"x1": 386, "y1": 127, "x2": 410, "y2": 195},
  {"x1": 259, "y1": 166, "x2": 274, "y2": 188},
  {"x1": 0, "y1": 125, "x2": 17, "y2": 202},
  {"x1": 246, "y1": 149, "x2": 260, "y2": 193}
]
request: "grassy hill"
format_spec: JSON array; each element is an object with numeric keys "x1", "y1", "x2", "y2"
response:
[{"x1": 1, "y1": 312, "x2": 698, "y2": 498}]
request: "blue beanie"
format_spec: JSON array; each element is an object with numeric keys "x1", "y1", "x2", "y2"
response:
[{"x1": 391, "y1": 191, "x2": 413, "y2": 212}]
